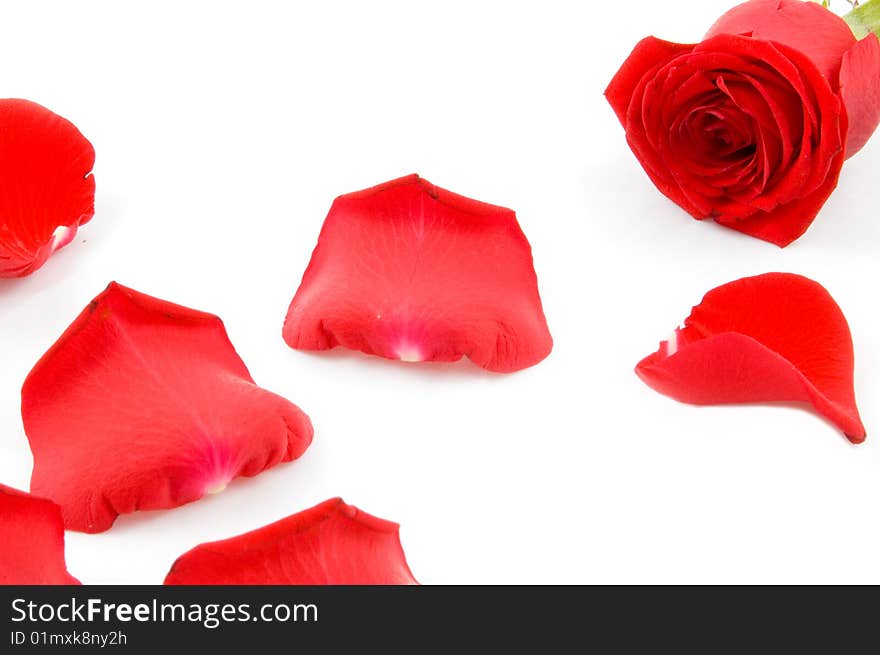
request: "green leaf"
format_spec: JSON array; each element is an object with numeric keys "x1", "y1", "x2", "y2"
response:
[{"x1": 844, "y1": 0, "x2": 880, "y2": 39}]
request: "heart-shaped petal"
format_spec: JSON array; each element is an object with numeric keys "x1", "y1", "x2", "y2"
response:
[{"x1": 636, "y1": 273, "x2": 865, "y2": 442}]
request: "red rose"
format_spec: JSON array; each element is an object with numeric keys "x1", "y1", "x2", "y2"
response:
[{"x1": 606, "y1": 0, "x2": 880, "y2": 247}]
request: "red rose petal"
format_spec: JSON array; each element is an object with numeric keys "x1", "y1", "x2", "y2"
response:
[
  {"x1": 636, "y1": 273, "x2": 865, "y2": 442},
  {"x1": 22, "y1": 282, "x2": 314, "y2": 533},
  {"x1": 839, "y1": 34, "x2": 880, "y2": 158},
  {"x1": 164, "y1": 498, "x2": 417, "y2": 585},
  {"x1": 705, "y1": 0, "x2": 856, "y2": 82},
  {"x1": 0, "y1": 99, "x2": 95, "y2": 278},
  {"x1": 606, "y1": 36, "x2": 695, "y2": 126},
  {"x1": 0, "y1": 484, "x2": 80, "y2": 584},
  {"x1": 283, "y1": 175, "x2": 552, "y2": 373}
]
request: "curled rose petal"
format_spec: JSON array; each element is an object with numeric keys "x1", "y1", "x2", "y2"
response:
[
  {"x1": 636, "y1": 273, "x2": 865, "y2": 442},
  {"x1": 0, "y1": 484, "x2": 80, "y2": 584},
  {"x1": 0, "y1": 99, "x2": 95, "y2": 278},
  {"x1": 164, "y1": 498, "x2": 417, "y2": 585},
  {"x1": 22, "y1": 282, "x2": 314, "y2": 533},
  {"x1": 283, "y1": 174, "x2": 552, "y2": 373}
]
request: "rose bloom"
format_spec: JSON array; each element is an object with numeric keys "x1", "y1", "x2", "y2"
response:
[{"x1": 606, "y1": 0, "x2": 880, "y2": 246}]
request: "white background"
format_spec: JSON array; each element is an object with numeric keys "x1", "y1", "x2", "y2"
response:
[{"x1": 1, "y1": 0, "x2": 878, "y2": 584}]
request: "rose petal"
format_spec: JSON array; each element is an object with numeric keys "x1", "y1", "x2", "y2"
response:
[
  {"x1": 283, "y1": 174, "x2": 552, "y2": 373},
  {"x1": 839, "y1": 34, "x2": 880, "y2": 158},
  {"x1": 0, "y1": 99, "x2": 95, "y2": 278},
  {"x1": 705, "y1": 0, "x2": 856, "y2": 82},
  {"x1": 0, "y1": 484, "x2": 80, "y2": 584},
  {"x1": 22, "y1": 282, "x2": 314, "y2": 533},
  {"x1": 164, "y1": 498, "x2": 417, "y2": 585},
  {"x1": 606, "y1": 36, "x2": 695, "y2": 126},
  {"x1": 636, "y1": 273, "x2": 865, "y2": 442}
]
